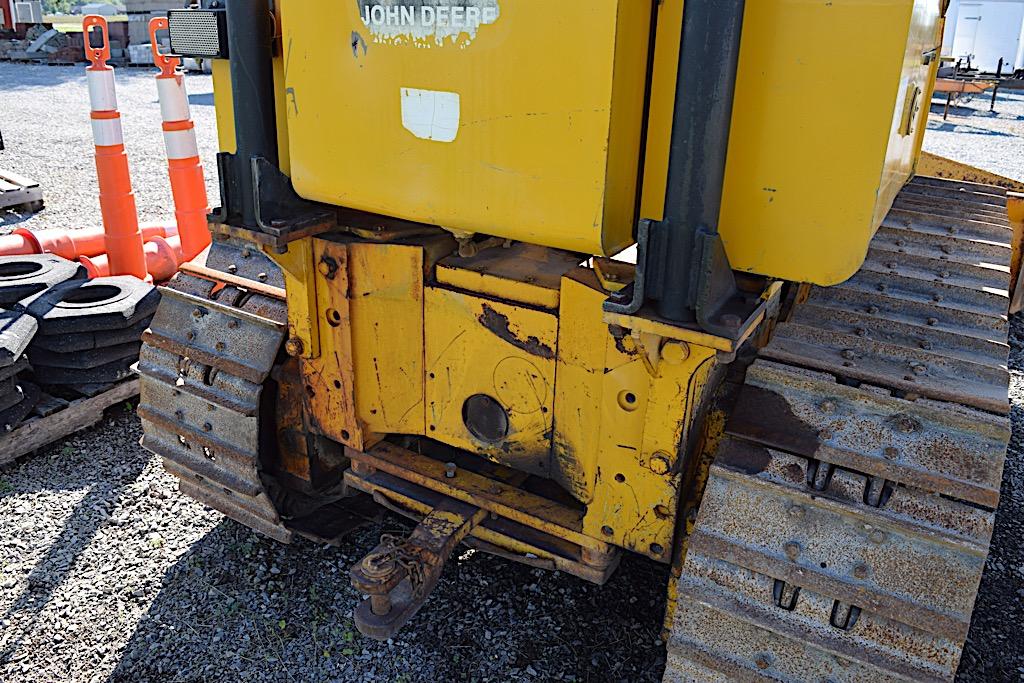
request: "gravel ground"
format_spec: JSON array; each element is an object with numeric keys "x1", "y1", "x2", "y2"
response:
[{"x1": 0, "y1": 63, "x2": 1021, "y2": 682}]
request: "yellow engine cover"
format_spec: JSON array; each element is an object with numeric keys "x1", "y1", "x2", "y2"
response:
[{"x1": 279, "y1": 0, "x2": 653, "y2": 256}]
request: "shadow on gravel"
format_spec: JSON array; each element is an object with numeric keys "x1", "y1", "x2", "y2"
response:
[
  {"x1": 0, "y1": 65, "x2": 88, "y2": 91},
  {"x1": 926, "y1": 119, "x2": 1015, "y2": 137},
  {"x1": 109, "y1": 513, "x2": 670, "y2": 683},
  {"x1": 0, "y1": 211, "x2": 38, "y2": 228},
  {"x1": 0, "y1": 413, "x2": 149, "y2": 670}
]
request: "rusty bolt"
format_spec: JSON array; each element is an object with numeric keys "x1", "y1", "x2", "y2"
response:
[
  {"x1": 867, "y1": 305, "x2": 879, "y2": 314},
  {"x1": 854, "y1": 327, "x2": 867, "y2": 337},
  {"x1": 940, "y1": 244, "x2": 952, "y2": 254},
  {"x1": 947, "y1": 226, "x2": 958, "y2": 235},
  {"x1": 883, "y1": 446, "x2": 899, "y2": 459},
  {"x1": 649, "y1": 452, "x2": 672, "y2": 475},
  {"x1": 214, "y1": 341, "x2": 226, "y2": 352},
  {"x1": 318, "y1": 260, "x2": 333, "y2": 277},
  {"x1": 939, "y1": 270, "x2": 950, "y2": 279},
  {"x1": 241, "y1": 248, "x2": 252, "y2": 259},
  {"x1": 911, "y1": 363, "x2": 927, "y2": 375},
  {"x1": 926, "y1": 317, "x2": 938, "y2": 326},
  {"x1": 445, "y1": 462, "x2": 457, "y2": 479},
  {"x1": 869, "y1": 530, "x2": 887, "y2": 544},
  {"x1": 876, "y1": 283, "x2": 888, "y2": 292},
  {"x1": 361, "y1": 553, "x2": 395, "y2": 579},
  {"x1": 819, "y1": 400, "x2": 836, "y2": 414},
  {"x1": 174, "y1": 409, "x2": 184, "y2": 421},
  {"x1": 227, "y1": 320, "x2": 239, "y2": 329},
  {"x1": 285, "y1": 338, "x2": 304, "y2": 357},
  {"x1": 853, "y1": 563, "x2": 870, "y2": 579},
  {"x1": 755, "y1": 654, "x2": 771, "y2": 670},
  {"x1": 919, "y1": 340, "x2": 932, "y2": 350},
  {"x1": 192, "y1": 307, "x2": 204, "y2": 320},
  {"x1": 202, "y1": 422, "x2": 213, "y2": 432},
  {"x1": 788, "y1": 505, "x2": 805, "y2": 519},
  {"x1": 783, "y1": 541, "x2": 801, "y2": 561},
  {"x1": 895, "y1": 239, "x2": 905, "y2": 247},
  {"x1": 932, "y1": 294, "x2": 943, "y2": 303},
  {"x1": 186, "y1": 331, "x2": 196, "y2": 341},
  {"x1": 841, "y1": 349, "x2": 857, "y2": 360},
  {"x1": 886, "y1": 261, "x2": 898, "y2": 270}
]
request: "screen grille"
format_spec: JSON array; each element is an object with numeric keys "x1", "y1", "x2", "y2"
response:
[{"x1": 167, "y1": 9, "x2": 228, "y2": 59}]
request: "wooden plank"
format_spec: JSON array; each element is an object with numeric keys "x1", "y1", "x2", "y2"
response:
[{"x1": 0, "y1": 379, "x2": 139, "y2": 466}]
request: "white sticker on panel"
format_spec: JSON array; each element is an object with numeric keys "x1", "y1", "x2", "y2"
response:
[{"x1": 400, "y1": 88, "x2": 460, "y2": 143}]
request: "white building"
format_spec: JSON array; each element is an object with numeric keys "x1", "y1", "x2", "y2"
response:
[{"x1": 944, "y1": 0, "x2": 1024, "y2": 72}]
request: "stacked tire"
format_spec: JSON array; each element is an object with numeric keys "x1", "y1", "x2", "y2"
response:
[
  {"x1": 0, "y1": 254, "x2": 86, "y2": 431},
  {"x1": 24, "y1": 276, "x2": 160, "y2": 396},
  {"x1": 0, "y1": 253, "x2": 159, "y2": 434}
]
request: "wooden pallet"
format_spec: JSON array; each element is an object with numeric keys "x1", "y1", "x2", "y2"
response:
[
  {"x1": 0, "y1": 168, "x2": 43, "y2": 213},
  {"x1": 0, "y1": 378, "x2": 139, "y2": 467}
]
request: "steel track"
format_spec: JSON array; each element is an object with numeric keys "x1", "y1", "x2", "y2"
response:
[
  {"x1": 137, "y1": 238, "x2": 294, "y2": 543},
  {"x1": 665, "y1": 177, "x2": 1013, "y2": 682}
]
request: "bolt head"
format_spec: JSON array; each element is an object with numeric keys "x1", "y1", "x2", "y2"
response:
[
  {"x1": 853, "y1": 563, "x2": 870, "y2": 579},
  {"x1": 285, "y1": 338, "x2": 304, "y2": 357},
  {"x1": 660, "y1": 342, "x2": 689, "y2": 366},
  {"x1": 783, "y1": 541, "x2": 801, "y2": 560},
  {"x1": 649, "y1": 453, "x2": 672, "y2": 475}
]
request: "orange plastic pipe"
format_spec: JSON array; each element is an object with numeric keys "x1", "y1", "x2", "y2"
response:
[
  {"x1": 0, "y1": 233, "x2": 36, "y2": 255},
  {"x1": 80, "y1": 234, "x2": 184, "y2": 282},
  {"x1": 84, "y1": 15, "x2": 147, "y2": 280},
  {"x1": 2, "y1": 223, "x2": 177, "y2": 259},
  {"x1": 150, "y1": 17, "x2": 211, "y2": 262}
]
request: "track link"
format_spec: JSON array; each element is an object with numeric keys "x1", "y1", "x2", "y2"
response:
[
  {"x1": 665, "y1": 177, "x2": 1013, "y2": 682},
  {"x1": 137, "y1": 238, "x2": 293, "y2": 543}
]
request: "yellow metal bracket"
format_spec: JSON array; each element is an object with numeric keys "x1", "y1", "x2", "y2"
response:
[
  {"x1": 602, "y1": 281, "x2": 783, "y2": 353},
  {"x1": 266, "y1": 238, "x2": 321, "y2": 360}
]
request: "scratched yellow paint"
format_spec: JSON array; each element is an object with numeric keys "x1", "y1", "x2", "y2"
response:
[
  {"x1": 551, "y1": 271, "x2": 609, "y2": 503},
  {"x1": 267, "y1": 238, "x2": 319, "y2": 359},
  {"x1": 277, "y1": 0, "x2": 652, "y2": 255},
  {"x1": 582, "y1": 330, "x2": 718, "y2": 563},
  {"x1": 348, "y1": 242, "x2": 426, "y2": 436},
  {"x1": 424, "y1": 287, "x2": 558, "y2": 478}
]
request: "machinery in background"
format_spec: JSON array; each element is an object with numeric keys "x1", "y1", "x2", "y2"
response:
[{"x1": 138, "y1": 1, "x2": 1023, "y2": 681}]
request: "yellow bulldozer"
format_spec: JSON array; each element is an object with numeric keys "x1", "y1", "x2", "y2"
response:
[{"x1": 138, "y1": 1, "x2": 1022, "y2": 680}]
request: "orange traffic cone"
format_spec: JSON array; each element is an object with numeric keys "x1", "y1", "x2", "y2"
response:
[
  {"x1": 149, "y1": 17, "x2": 211, "y2": 263},
  {"x1": 83, "y1": 15, "x2": 147, "y2": 280}
]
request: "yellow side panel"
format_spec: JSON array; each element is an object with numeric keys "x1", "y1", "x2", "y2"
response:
[
  {"x1": 349, "y1": 243, "x2": 425, "y2": 435},
  {"x1": 642, "y1": 0, "x2": 941, "y2": 285},
  {"x1": 211, "y1": 56, "x2": 292, "y2": 175},
  {"x1": 303, "y1": 239, "x2": 365, "y2": 449},
  {"x1": 551, "y1": 271, "x2": 608, "y2": 503},
  {"x1": 279, "y1": 0, "x2": 652, "y2": 256},
  {"x1": 582, "y1": 333, "x2": 718, "y2": 562},
  {"x1": 424, "y1": 288, "x2": 557, "y2": 478}
]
